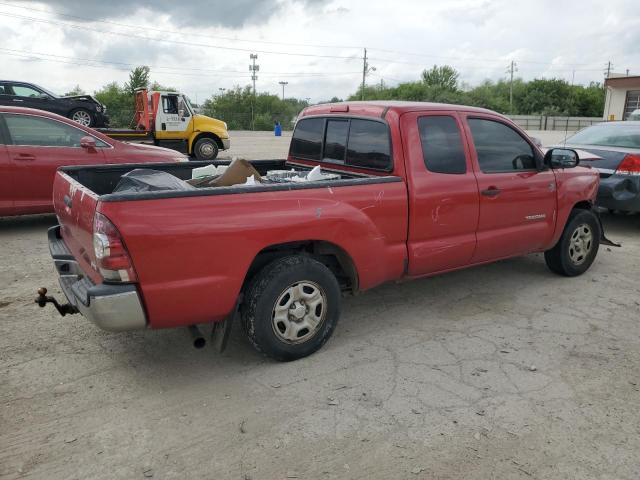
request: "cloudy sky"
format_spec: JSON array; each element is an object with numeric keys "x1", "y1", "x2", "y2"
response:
[{"x1": 0, "y1": 0, "x2": 638, "y2": 102}]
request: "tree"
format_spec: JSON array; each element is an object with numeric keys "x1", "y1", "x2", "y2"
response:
[
  {"x1": 124, "y1": 66, "x2": 150, "y2": 94},
  {"x1": 421, "y1": 65, "x2": 459, "y2": 91},
  {"x1": 64, "y1": 84, "x2": 85, "y2": 96}
]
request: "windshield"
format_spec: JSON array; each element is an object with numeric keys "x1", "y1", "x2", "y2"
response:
[
  {"x1": 40, "y1": 86, "x2": 60, "y2": 98},
  {"x1": 567, "y1": 124, "x2": 640, "y2": 149}
]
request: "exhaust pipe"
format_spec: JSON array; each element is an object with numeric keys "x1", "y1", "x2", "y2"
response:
[{"x1": 188, "y1": 325, "x2": 206, "y2": 349}]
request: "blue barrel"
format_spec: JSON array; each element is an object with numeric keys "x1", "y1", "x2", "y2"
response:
[{"x1": 274, "y1": 122, "x2": 282, "y2": 136}]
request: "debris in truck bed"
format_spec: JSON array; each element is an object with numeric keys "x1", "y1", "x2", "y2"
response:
[
  {"x1": 113, "y1": 169, "x2": 196, "y2": 193},
  {"x1": 186, "y1": 158, "x2": 262, "y2": 187}
]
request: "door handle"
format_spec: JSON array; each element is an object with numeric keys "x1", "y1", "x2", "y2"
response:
[
  {"x1": 13, "y1": 153, "x2": 36, "y2": 161},
  {"x1": 481, "y1": 187, "x2": 501, "y2": 197},
  {"x1": 12, "y1": 98, "x2": 24, "y2": 102}
]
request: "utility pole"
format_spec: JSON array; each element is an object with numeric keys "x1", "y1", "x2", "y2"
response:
[
  {"x1": 278, "y1": 81, "x2": 288, "y2": 101},
  {"x1": 249, "y1": 54, "x2": 259, "y2": 130},
  {"x1": 605, "y1": 61, "x2": 612, "y2": 79},
  {"x1": 361, "y1": 48, "x2": 376, "y2": 101},
  {"x1": 507, "y1": 60, "x2": 518, "y2": 114}
]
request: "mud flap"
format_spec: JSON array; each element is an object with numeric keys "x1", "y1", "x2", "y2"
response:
[
  {"x1": 211, "y1": 296, "x2": 241, "y2": 353},
  {"x1": 595, "y1": 210, "x2": 621, "y2": 248}
]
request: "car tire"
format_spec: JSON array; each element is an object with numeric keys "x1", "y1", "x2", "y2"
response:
[
  {"x1": 193, "y1": 137, "x2": 219, "y2": 160},
  {"x1": 69, "y1": 108, "x2": 93, "y2": 127},
  {"x1": 241, "y1": 255, "x2": 341, "y2": 362},
  {"x1": 544, "y1": 209, "x2": 601, "y2": 277}
]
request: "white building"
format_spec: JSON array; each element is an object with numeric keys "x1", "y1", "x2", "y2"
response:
[{"x1": 603, "y1": 74, "x2": 640, "y2": 121}]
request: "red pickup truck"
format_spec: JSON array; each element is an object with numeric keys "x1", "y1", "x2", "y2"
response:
[{"x1": 39, "y1": 101, "x2": 604, "y2": 361}]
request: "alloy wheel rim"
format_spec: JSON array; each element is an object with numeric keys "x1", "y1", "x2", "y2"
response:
[
  {"x1": 568, "y1": 223, "x2": 593, "y2": 265},
  {"x1": 271, "y1": 281, "x2": 327, "y2": 344},
  {"x1": 72, "y1": 111, "x2": 91, "y2": 126}
]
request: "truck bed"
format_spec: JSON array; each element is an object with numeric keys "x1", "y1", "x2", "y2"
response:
[{"x1": 59, "y1": 160, "x2": 401, "y2": 201}]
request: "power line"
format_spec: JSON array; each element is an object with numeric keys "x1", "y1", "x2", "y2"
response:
[
  {"x1": 0, "y1": 0, "x2": 364, "y2": 50},
  {"x1": 0, "y1": 11, "x2": 362, "y2": 60}
]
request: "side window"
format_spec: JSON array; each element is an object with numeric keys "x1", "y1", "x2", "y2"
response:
[
  {"x1": 323, "y1": 119, "x2": 348, "y2": 162},
  {"x1": 468, "y1": 118, "x2": 536, "y2": 172},
  {"x1": 418, "y1": 116, "x2": 466, "y2": 174},
  {"x1": 290, "y1": 117, "x2": 324, "y2": 160},
  {"x1": 346, "y1": 119, "x2": 391, "y2": 170},
  {"x1": 4, "y1": 114, "x2": 105, "y2": 147},
  {"x1": 12, "y1": 85, "x2": 43, "y2": 98},
  {"x1": 162, "y1": 96, "x2": 179, "y2": 114}
]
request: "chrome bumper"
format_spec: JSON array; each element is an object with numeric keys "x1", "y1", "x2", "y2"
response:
[
  {"x1": 48, "y1": 226, "x2": 147, "y2": 331},
  {"x1": 222, "y1": 138, "x2": 230, "y2": 150}
]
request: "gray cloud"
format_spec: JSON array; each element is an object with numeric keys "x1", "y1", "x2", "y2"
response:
[{"x1": 19, "y1": 0, "x2": 323, "y2": 28}]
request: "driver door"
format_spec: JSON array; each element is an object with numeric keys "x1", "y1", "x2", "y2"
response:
[
  {"x1": 462, "y1": 115, "x2": 557, "y2": 262},
  {"x1": 155, "y1": 94, "x2": 191, "y2": 135}
]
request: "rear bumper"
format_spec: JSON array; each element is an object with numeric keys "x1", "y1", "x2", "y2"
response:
[
  {"x1": 48, "y1": 226, "x2": 146, "y2": 331},
  {"x1": 597, "y1": 174, "x2": 640, "y2": 212}
]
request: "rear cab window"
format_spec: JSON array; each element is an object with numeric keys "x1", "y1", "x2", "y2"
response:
[
  {"x1": 290, "y1": 116, "x2": 392, "y2": 171},
  {"x1": 418, "y1": 116, "x2": 467, "y2": 174}
]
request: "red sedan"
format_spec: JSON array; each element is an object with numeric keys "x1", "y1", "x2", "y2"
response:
[{"x1": 0, "y1": 106, "x2": 187, "y2": 216}]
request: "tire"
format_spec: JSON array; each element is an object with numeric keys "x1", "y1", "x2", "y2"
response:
[
  {"x1": 69, "y1": 108, "x2": 93, "y2": 127},
  {"x1": 193, "y1": 137, "x2": 219, "y2": 160},
  {"x1": 544, "y1": 209, "x2": 601, "y2": 276},
  {"x1": 241, "y1": 255, "x2": 341, "y2": 361}
]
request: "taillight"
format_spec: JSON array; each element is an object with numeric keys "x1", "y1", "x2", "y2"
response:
[
  {"x1": 93, "y1": 212, "x2": 137, "y2": 282},
  {"x1": 616, "y1": 154, "x2": 640, "y2": 175}
]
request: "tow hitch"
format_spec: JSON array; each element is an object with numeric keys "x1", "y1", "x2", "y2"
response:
[{"x1": 35, "y1": 287, "x2": 78, "y2": 316}]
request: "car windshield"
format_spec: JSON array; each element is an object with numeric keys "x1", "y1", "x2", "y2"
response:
[
  {"x1": 567, "y1": 124, "x2": 640, "y2": 149},
  {"x1": 39, "y1": 86, "x2": 59, "y2": 98}
]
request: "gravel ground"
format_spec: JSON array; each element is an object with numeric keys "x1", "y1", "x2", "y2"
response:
[{"x1": 1, "y1": 131, "x2": 639, "y2": 480}]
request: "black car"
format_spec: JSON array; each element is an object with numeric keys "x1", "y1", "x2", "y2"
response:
[
  {"x1": 0, "y1": 80, "x2": 109, "y2": 127},
  {"x1": 557, "y1": 121, "x2": 640, "y2": 213}
]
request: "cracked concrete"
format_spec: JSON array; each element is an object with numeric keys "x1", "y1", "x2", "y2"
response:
[{"x1": 1, "y1": 132, "x2": 639, "y2": 479}]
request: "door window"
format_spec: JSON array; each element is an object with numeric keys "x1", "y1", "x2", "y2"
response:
[
  {"x1": 12, "y1": 85, "x2": 43, "y2": 98},
  {"x1": 4, "y1": 114, "x2": 106, "y2": 147},
  {"x1": 323, "y1": 119, "x2": 348, "y2": 162},
  {"x1": 290, "y1": 117, "x2": 324, "y2": 160},
  {"x1": 468, "y1": 118, "x2": 536, "y2": 172},
  {"x1": 162, "y1": 96, "x2": 179, "y2": 114},
  {"x1": 346, "y1": 119, "x2": 391, "y2": 170},
  {"x1": 418, "y1": 116, "x2": 466, "y2": 174}
]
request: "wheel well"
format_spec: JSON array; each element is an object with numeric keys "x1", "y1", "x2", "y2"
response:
[
  {"x1": 243, "y1": 241, "x2": 358, "y2": 294},
  {"x1": 572, "y1": 200, "x2": 593, "y2": 211},
  {"x1": 191, "y1": 132, "x2": 222, "y2": 153}
]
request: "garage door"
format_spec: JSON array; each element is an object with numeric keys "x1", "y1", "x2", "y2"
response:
[{"x1": 624, "y1": 90, "x2": 640, "y2": 120}]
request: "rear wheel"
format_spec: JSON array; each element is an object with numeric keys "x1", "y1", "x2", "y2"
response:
[
  {"x1": 241, "y1": 255, "x2": 341, "y2": 361},
  {"x1": 544, "y1": 209, "x2": 600, "y2": 276},
  {"x1": 193, "y1": 137, "x2": 219, "y2": 160},
  {"x1": 69, "y1": 108, "x2": 93, "y2": 127}
]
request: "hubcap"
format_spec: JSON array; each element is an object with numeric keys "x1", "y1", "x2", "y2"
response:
[
  {"x1": 568, "y1": 223, "x2": 593, "y2": 265},
  {"x1": 272, "y1": 281, "x2": 327, "y2": 344},
  {"x1": 199, "y1": 142, "x2": 214, "y2": 157},
  {"x1": 72, "y1": 110, "x2": 91, "y2": 126}
]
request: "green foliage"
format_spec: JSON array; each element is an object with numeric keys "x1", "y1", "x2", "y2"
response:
[
  {"x1": 348, "y1": 66, "x2": 604, "y2": 117},
  {"x1": 63, "y1": 84, "x2": 85, "y2": 96},
  {"x1": 421, "y1": 65, "x2": 459, "y2": 91},
  {"x1": 124, "y1": 66, "x2": 150, "y2": 95},
  {"x1": 202, "y1": 86, "x2": 309, "y2": 130}
]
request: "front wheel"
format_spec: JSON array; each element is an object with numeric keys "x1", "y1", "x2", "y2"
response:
[
  {"x1": 193, "y1": 137, "x2": 219, "y2": 160},
  {"x1": 241, "y1": 255, "x2": 341, "y2": 361},
  {"x1": 544, "y1": 209, "x2": 601, "y2": 276},
  {"x1": 69, "y1": 108, "x2": 93, "y2": 127}
]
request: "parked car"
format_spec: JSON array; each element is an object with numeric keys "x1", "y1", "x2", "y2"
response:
[
  {"x1": 557, "y1": 121, "x2": 640, "y2": 213},
  {"x1": 40, "y1": 101, "x2": 604, "y2": 361},
  {"x1": 0, "y1": 81, "x2": 109, "y2": 127},
  {"x1": 0, "y1": 106, "x2": 187, "y2": 216}
]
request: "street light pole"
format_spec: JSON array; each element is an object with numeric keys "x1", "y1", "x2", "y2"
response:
[
  {"x1": 249, "y1": 54, "x2": 259, "y2": 130},
  {"x1": 278, "y1": 81, "x2": 288, "y2": 100}
]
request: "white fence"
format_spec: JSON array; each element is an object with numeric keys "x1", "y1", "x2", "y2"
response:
[{"x1": 508, "y1": 115, "x2": 602, "y2": 131}]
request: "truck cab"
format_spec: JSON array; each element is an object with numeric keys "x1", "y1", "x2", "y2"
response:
[{"x1": 99, "y1": 90, "x2": 230, "y2": 160}]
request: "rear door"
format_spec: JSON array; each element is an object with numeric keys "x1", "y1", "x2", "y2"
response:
[
  {"x1": 402, "y1": 111, "x2": 480, "y2": 275},
  {"x1": 0, "y1": 116, "x2": 13, "y2": 215},
  {"x1": 462, "y1": 115, "x2": 557, "y2": 262},
  {"x1": 3, "y1": 113, "x2": 105, "y2": 212}
]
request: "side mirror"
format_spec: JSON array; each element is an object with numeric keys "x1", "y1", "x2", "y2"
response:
[
  {"x1": 80, "y1": 136, "x2": 97, "y2": 151},
  {"x1": 38, "y1": 93, "x2": 50, "y2": 100},
  {"x1": 544, "y1": 148, "x2": 579, "y2": 169}
]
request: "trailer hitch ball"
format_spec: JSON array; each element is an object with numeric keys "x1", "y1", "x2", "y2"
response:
[{"x1": 35, "y1": 287, "x2": 78, "y2": 316}]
